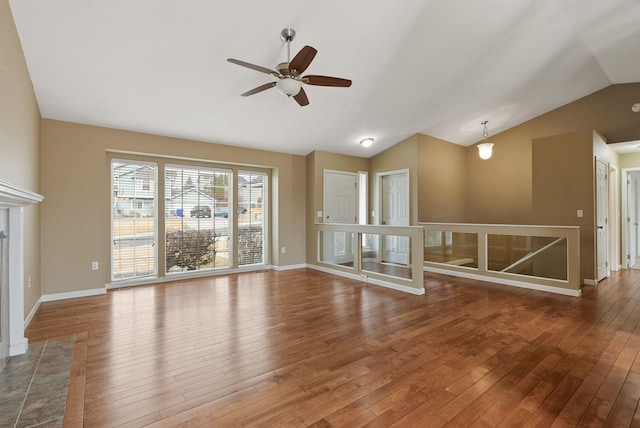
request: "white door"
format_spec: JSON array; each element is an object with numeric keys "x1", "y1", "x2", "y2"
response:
[
  {"x1": 0, "y1": 209, "x2": 7, "y2": 367},
  {"x1": 632, "y1": 175, "x2": 639, "y2": 267},
  {"x1": 381, "y1": 172, "x2": 409, "y2": 265},
  {"x1": 596, "y1": 159, "x2": 608, "y2": 281},
  {"x1": 608, "y1": 167, "x2": 618, "y2": 272},
  {"x1": 624, "y1": 172, "x2": 637, "y2": 268},
  {"x1": 323, "y1": 171, "x2": 357, "y2": 264},
  {"x1": 324, "y1": 171, "x2": 357, "y2": 224}
]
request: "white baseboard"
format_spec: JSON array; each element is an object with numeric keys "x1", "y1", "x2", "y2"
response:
[
  {"x1": 583, "y1": 279, "x2": 598, "y2": 286},
  {"x1": 272, "y1": 263, "x2": 308, "y2": 271},
  {"x1": 367, "y1": 276, "x2": 425, "y2": 295},
  {"x1": 307, "y1": 264, "x2": 425, "y2": 295},
  {"x1": 24, "y1": 297, "x2": 42, "y2": 330},
  {"x1": 307, "y1": 263, "x2": 360, "y2": 280},
  {"x1": 41, "y1": 288, "x2": 106, "y2": 302},
  {"x1": 9, "y1": 339, "x2": 28, "y2": 356},
  {"x1": 425, "y1": 266, "x2": 582, "y2": 297}
]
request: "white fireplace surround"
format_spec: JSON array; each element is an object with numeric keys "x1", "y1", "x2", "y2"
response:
[{"x1": 0, "y1": 179, "x2": 43, "y2": 356}]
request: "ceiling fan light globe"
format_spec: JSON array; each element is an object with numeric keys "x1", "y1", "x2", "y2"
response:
[{"x1": 276, "y1": 78, "x2": 302, "y2": 97}]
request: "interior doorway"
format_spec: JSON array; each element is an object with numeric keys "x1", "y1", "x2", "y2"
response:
[
  {"x1": 608, "y1": 165, "x2": 619, "y2": 271},
  {"x1": 322, "y1": 170, "x2": 357, "y2": 264},
  {"x1": 595, "y1": 159, "x2": 609, "y2": 281},
  {"x1": 622, "y1": 168, "x2": 640, "y2": 269},
  {"x1": 377, "y1": 170, "x2": 409, "y2": 265}
]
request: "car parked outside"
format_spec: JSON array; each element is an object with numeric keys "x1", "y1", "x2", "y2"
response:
[
  {"x1": 213, "y1": 207, "x2": 248, "y2": 218},
  {"x1": 190, "y1": 205, "x2": 211, "y2": 218}
]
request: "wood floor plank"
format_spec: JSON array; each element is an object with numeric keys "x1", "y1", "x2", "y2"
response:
[{"x1": 23, "y1": 268, "x2": 640, "y2": 426}]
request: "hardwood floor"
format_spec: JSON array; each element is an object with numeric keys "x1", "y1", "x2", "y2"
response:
[{"x1": 25, "y1": 268, "x2": 640, "y2": 427}]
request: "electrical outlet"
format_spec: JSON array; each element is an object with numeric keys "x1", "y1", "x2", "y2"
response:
[
  {"x1": 28, "y1": 276, "x2": 32, "y2": 288},
  {"x1": 92, "y1": 261, "x2": 99, "y2": 271},
  {"x1": 281, "y1": 246, "x2": 286, "y2": 254}
]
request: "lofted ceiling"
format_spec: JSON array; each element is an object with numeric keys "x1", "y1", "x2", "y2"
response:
[{"x1": 8, "y1": 0, "x2": 640, "y2": 157}]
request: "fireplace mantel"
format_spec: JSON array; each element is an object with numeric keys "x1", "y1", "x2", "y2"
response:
[
  {"x1": 0, "y1": 179, "x2": 43, "y2": 207},
  {"x1": 0, "y1": 179, "x2": 43, "y2": 356}
]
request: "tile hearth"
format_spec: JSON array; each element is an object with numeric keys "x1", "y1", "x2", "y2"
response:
[{"x1": 0, "y1": 337, "x2": 74, "y2": 427}]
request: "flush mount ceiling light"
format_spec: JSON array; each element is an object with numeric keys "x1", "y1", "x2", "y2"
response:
[
  {"x1": 632, "y1": 103, "x2": 640, "y2": 113},
  {"x1": 360, "y1": 138, "x2": 374, "y2": 148},
  {"x1": 477, "y1": 120, "x2": 494, "y2": 160}
]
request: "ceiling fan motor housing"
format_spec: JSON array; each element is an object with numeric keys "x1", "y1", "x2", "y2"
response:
[{"x1": 276, "y1": 62, "x2": 293, "y2": 76}]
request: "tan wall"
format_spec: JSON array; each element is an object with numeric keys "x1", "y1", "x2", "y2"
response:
[
  {"x1": 305, "y1": 150, "x2": 369, "y2": 263},
  {"x1": 417, "y1": 134, "x2": 467, "y2": 222},
  {"x1": 465, "y1": 127, "x2": 533, "y2": 224},
  {"x1": 370, "y1": 135, "x2": 419, "y2": 225},
  {"x1": 0, "y1": 0, "x2": 41, "y2": 315},
  {"x1": 465, "y1": 83, "x2": 640, "y2": 224},
  {"x1": 531, "y1": 130, "x2": 617, "y2": 283},
  {"x1": 619, "y1": 152, "x2": 640, "y2": 169},
  {"x1": 40, "y1": 120, "x2": 306, "y2": 294}
]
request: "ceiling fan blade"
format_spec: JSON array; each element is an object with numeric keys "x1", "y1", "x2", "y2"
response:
[
  {"x1": 227, "y1": 58, "x2": 278, "y2": 76},
  {"x1": 241, "y1": 82, "x2": 276, "y2": 97},
  {"x1": 289, "y1": 46, "x2": 317, "y2": 74},
  {"x1": 293, "y1": 87, "x2": 309, "y2": 106},
  {"x1": 303, "y1": 75, "x2": 352, "y2": 87}
]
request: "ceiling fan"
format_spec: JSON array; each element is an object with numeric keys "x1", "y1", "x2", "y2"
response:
[{"x1": 227, "y1": 28, "x2": 352, "y2": 107}]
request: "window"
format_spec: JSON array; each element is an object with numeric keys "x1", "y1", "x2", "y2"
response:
[
  {"x1": 110, "y1": 157, "x2": 268, "y2": 283},
  {"x1": 165, "y1": 165, "x2": 231, "y2": 273},
  {"x1": 238, "y1": 171, "x2": 266, "y2": 266},
  {"x1": 111, "y1": 160, "x2": 157, "y2": 280}
]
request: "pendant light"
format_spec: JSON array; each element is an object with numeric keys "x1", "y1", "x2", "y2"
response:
[{"x1": 478, "y1": 120, "x2": 494, "y2": 160}]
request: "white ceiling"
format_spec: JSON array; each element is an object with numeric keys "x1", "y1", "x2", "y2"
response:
[
  {"x1": 9, "y1": 0, "x2": 640, "y2": 157},
  {"x1": 609, "y1": 140, "x2": 640, "y2": 154}
]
